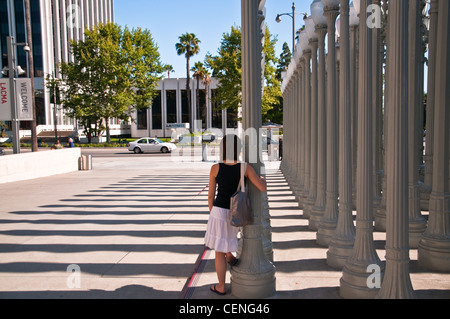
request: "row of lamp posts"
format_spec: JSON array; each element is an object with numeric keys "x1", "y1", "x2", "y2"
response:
[{"x1": 281, "y1": 0, "x2": 450, "y2": 299}]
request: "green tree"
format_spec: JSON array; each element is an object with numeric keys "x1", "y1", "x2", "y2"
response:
[
  {"x1": 265, "y1": 42, "x2": 292, "y2": 125},
  {"x1": 58, "y1": 23, "x2": 164, "y2": 143},
  {"x1": 192, "y1": 62, "x2": 212, "y2": 128},
  {"x1": 276, "y1": 42, "x2": 292, "y2": 81},
  {"x1": 176, "y1": 33, "x2": 201, "y2": 129},
  {"x1": 163, "y1": 64, "x2": 175, "y2": 78},
  {"x1": 206, "y1": 25, "x2": 282, "y2": 123},
  {"x1": 205, "y1": 26, "x2": 242, "y2": 113}
]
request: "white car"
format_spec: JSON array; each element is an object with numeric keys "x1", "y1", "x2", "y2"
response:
[{"x1": 128, "y1": 138, "x2": 177, "y2": 154}]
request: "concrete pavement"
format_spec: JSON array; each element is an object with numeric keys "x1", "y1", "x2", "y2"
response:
[{"x1": 0, "y1": 151, "x2": 449, "y2": 299}]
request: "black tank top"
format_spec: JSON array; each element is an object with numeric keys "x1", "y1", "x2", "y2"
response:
[{"x1": 214, "y1": 163, "x2": 243, "y2": 209}]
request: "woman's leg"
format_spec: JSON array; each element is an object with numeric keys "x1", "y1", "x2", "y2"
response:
[{"x1": 214, "y1": 252, "x2": 227, "y2": 293}]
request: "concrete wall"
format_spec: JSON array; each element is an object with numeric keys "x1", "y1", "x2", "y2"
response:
[{"x1": 0, "y1": 148, "x2": 82, "y2": 184}]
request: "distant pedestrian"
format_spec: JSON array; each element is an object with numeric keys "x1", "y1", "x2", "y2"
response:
[
  {"x1": 279, "y1": 137, "x2": 283, "y2": 161},
  {"x1": 205, "y1": 134, "x2": 267, "y2": 296},
  {"x1": 51, "y1": 140, "x2": 63, "y2": 150},
  {"x1": 68, "y1": 138, "x2": 74, "y2": 148}
]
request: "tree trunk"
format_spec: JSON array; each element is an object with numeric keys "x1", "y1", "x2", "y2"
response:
[
  {"x1": 186, "y1": 53, "x2": 192, "y2": 131},
  {"x1": 196, "y1": 77, "x2": 200, "y2": 129},
  {"x1": 24, "y1": 0, "x2": 38, "y2": 152},
  {"x1": 105, "y1": 117, "x2": 110, "y2": 144}
]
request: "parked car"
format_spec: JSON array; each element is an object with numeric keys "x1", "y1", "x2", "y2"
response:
[{"x1": 128, "y1": 138, "x2": 177, "y2": 154}]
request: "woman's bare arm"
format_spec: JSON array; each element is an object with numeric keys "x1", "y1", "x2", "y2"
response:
[
  {"x1": 208, "y1": 164, "x2": 219, "y2": 212},
  {"x1": 245, "y1": 164, "x2": 267, "y2": 192}
]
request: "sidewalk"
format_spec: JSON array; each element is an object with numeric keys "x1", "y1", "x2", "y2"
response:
[
  {"x1": 0, "y1": 155, "x2": 448, "y2": 299},
  {"x1": 185, "y1": 165, "x2": 450, "y2": 299}
]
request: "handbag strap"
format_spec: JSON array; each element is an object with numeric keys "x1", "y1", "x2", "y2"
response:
[{"x1": 239, "y1": 162, "x2": 246, "y2": 193}]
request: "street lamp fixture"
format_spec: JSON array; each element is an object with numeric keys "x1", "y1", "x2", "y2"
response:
[
  {"x1": 353, "y1": 0, "x2": 361, "y2": 15},
  {"x1": 275, "y1": 2, "x2": 308, "y2": 53},
  {"x1": 6, "y1": 37, "x2": 30, "y2": 154},
  {"x1": 349, "y1": 2, "x2": 360, "y2": 26},
  {"x1": 311, "y1": 0, "x2": 327, "y2": 26}
]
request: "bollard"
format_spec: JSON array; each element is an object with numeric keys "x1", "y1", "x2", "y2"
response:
[{"x1": 78, "y1": 155, "x2": 92, "y2": 171}]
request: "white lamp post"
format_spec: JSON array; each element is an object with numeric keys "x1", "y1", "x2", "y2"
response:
[
  {"x1": 340, "y1": 0, "x2": 384, "y2": 299},
  {"x1": 327, "y1": 0, "x2": 357, "y2": 269},
  {"x1": 377, "y1": 0, "x2": 417, "y2": 298},
  {"x1": 231, "y1": 0, "x2": 276, "y2": 299},
  {"x1": 317, "y1": 0, "x2": 340, "y2": 246},
  {"x1": 349, "y1": 1, "x2": 359, "y2": 217},
  {"x1": 418, "y1": 0, "x2": 450, "y2": 274},
  {"x1": 309, "y1": 0, "x2": 328, "y2": 231},
  {"x1": 304, "y1": 16, "x2": 319, "y2": 220},
  {"x1": 294, "y1": 42, "x2": 305, "y2": 206},
  {"x1": 299, "y1": 30, "x2": 312, "y2": 210}
]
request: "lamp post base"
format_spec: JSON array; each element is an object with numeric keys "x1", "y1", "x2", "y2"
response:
[{"x1": 231, "y1": 225, "x2": 276, "y2": 299}]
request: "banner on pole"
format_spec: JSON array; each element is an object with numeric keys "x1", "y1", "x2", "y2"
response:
[
  {"x1": 0, "y1": 79, "x2": 12, "y2": 121},
  {"x1": 15, "y1": 78, "x2": 33, "y2": 121}
]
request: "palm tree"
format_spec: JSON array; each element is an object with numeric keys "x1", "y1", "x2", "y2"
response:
[
  {"x1": 176, "y1": 33, "x2": 201, "y2": 130},
  {"x1": 163, "y1": 64, "x2": 174, "y2": 78},
  {"x1": 192, "y1": 62, "x2": 213, "y2": 130},
  {"x1": 192, "y1": 61, "x2": 206, "y2": 128},
  {"x1": 200, "y1": 66, "x2": 212, "y2": 129}
]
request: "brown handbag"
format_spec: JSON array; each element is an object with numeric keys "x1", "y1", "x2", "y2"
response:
[{"x1": 229, "y1": 163, "x2": 254, "y2": 227}]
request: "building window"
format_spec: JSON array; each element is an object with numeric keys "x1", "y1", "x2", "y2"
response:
[
  {"x1": 0, "y1": 2, "x2": 8, "y2": 72},
  {"x1": 35, "y1": 88, "x2": 45, "y2": 125},
  {"x1": 137, "y1": 108, "x2": 147, "y2": 130},
  {"x1": 227, "y1": 108, "x2": 238, "y2": 129},
  {"x1": 152, "y1": 91, "x2": 162, "y2": 130},
  {"x1": 211, "y1": 90, "x2": 222, "y2": 129},
  {"x1": 198, "y1": 89, "x2": 207, "y2": 129},
  {"x1": 30, "y1": 0, "x2": 43, "y2": 77},
  {"x1": 166, "y1": 90, "x2": 176, "y2": 124},
  {"x1": 181, "y1": 90, "x2": 189, "y2": 124}
]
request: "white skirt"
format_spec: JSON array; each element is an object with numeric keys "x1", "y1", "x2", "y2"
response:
[{"x1": 204, "y1": 206, "x2": 239, "y2": 253}]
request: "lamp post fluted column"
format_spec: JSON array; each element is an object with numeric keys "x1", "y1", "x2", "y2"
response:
[
  {"x1": 423, "y1": 0, "x2": 438, "y2": 203},
  {"x1": 317, "y1": 2, "x2": 340, "y2": 246},
  {"x1": 377, "y1": 0, "x2": 416, "y2": 298},
  {"x1": 304, "y1": 25, "x2": 319, "y2": 220},
  {"x1": 408, "y1": 0, "x2": 427, "y2": 248},
  {"x1": 300, "y1": 34, "x2": 312, "y2": 211},
  {"x1": 327, "y1": 0, "x2": 356, "y2": 268},
  {"x1": 309, "y1": 25, "x2": 327, "y2": 231},
  {"x1": 296, "y1": 56, "x2": 306, "y2": 207},
  {"x1": 372, "y1": 0, "x2": 383, "y2": 211},
  {"x1": 340, "y1": 0, "x2": 384, "y2": 299},
  {"x1": 231, "y1": 0, "x2": 276, "y2": 299},
  {"x1": 418, "y1": 0, "x2": 450, "y2": 274}
]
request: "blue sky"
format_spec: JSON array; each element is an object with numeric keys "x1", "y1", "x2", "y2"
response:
[{"x1": 114, "y1": 0, "x2": 313, "y2": 78}]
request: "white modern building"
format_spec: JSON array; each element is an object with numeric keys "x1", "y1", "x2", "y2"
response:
[
  {"x1": 0, "y1": 0, "x2": 237, "y2": 140},
  {"x1": 0, "y1": 0, "x2": 114, "y2": 135},
  {"x1": 132, "y1": 77, "x2": 237, "y2": 139}
]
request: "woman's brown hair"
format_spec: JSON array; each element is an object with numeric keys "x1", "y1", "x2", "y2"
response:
[{"x1": 221, "y1": 134, "x2": 242, "y2": 162}]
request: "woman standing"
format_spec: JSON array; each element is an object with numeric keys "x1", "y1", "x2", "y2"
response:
[{"x1": 204, "y1": 135, "x2": 267, "y2": 296}]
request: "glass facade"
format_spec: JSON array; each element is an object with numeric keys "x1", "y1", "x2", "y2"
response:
[
  {"x1": 137, "y1": 108, "x2": 147, "y2": 130},
  {"x1": 211, "y1": 89, "x2": 222, "y2": 129},
  {"x1": 0, "y1": 2, "x2": 9, "y2": 71},
  {"x1": 198, "y1": 89, "x2": 206, "y2": 129},
  {"x1": 166, "y1": 90, "x2": 176, "y2": 124},
  {"x1": 152, "y1": 91, "x2": 162, "y2": 130},
  {"x1": 0, "y1": 0, "x2": 43, "y2": 78},
  {"x1": 181, "y1": 90, "x2": 189, "y2": 124}
]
